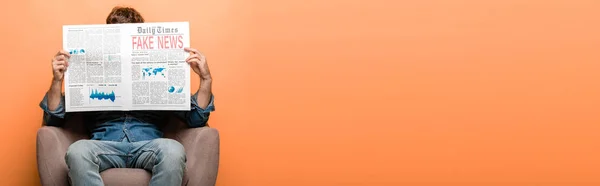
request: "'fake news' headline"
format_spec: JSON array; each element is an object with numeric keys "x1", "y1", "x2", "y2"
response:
[{"x1": 132, "y1": 26, "x2": 184, "y2": 50}]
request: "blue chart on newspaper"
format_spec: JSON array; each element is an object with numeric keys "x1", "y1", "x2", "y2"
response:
[
  {"x1": 89, "y1": 88, "x2": 116, "y2": 102},
  {"x1": 63, "y1": 22, "x2": 191, "y2": 112}
]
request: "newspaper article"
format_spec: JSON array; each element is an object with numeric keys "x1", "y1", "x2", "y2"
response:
[{"x1": 63, "y1": 22, "x2": 191, "y2": 112}]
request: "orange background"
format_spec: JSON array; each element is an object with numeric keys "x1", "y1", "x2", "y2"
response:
[{"x1": 1, "y1": 0, "x2": 600, "y2": 185}]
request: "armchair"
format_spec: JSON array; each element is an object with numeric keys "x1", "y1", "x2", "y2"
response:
[{"x1": 36, "y1": 114, "x2": 220, "y2": 186}]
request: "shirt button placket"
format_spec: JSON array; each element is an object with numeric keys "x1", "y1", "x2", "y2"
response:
[{"x1": 123, "y1": 114, "x2": 129, "y2": 142}]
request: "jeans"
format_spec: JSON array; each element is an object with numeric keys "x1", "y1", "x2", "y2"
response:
[{"x1": 65, "y1": 138, "x2": 186, "y2": 186}]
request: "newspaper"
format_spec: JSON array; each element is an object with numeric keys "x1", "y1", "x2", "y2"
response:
[{"x1": 63, "y1": 22, "x2": 191, "y2": 112}]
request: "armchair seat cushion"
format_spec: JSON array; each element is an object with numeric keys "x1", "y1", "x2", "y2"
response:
[{"x1": 101, "y1": 168, "x2": 151, "y2": 186}]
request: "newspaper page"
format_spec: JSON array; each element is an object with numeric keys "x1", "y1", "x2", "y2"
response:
[{"x1": 63, "y1": 22, "x2": 191, "y2": 112}]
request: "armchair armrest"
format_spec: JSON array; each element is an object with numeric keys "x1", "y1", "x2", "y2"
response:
[
  {"x1": 37, "y1": 126, "x2": 88, "y2": 186},
  {"x1": 171, "y1": 127, "x2": 220, "y2": 186}
]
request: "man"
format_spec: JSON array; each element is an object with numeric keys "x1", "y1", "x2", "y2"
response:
[{"x1": 39, "y1": 6, "x2": 215, "y2": 186}]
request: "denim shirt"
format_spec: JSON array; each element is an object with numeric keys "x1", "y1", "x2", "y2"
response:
[{"x1": 39, "y1": 92, "x2": 215, "y2": 142}]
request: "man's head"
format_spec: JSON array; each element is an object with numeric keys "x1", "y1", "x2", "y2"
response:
[{"x1": 106, "y1": 6, "x2": 145, "y2": 24}]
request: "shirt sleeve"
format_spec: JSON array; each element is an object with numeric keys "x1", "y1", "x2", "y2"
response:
[
  {"x1": 173, "y1": 93, "x2": 215, "y2": 128},
  {"x1": 39, "y1": 92, "x2": 66, "y2": 127}
]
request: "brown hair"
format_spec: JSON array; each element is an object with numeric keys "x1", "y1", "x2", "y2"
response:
[{"x1": 106, "y1": 6, "x2": 145, "y2": 24}]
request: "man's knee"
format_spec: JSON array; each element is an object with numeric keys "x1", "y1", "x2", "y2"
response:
[
  {"x1": 153, "y1": 138, "x2": 186, "y2": 162},
  {"x1": 65, "y1": 140, "x2": 97, "y2": 163}
]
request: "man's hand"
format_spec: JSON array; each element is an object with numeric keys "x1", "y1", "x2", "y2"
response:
[
  {"x1": 52, "y1": 50, "x2": 70, "y2": 82},
  {"x1": 184, "y1": 47, "x2": 213, "y2": 109},
  {"x1": 47, "y1": 50, "x2": 70, "y2": 111},
  {"x1": 184, "y1": 47, "x2": 212, "y2": 80}
]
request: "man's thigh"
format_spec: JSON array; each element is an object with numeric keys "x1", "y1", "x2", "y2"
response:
[
  {"x1": 65, "y1": 139, "x2": 130, "y2": 172},
  {"x1": 128, "y1": 138, "x2": 186, "y2": 170}
]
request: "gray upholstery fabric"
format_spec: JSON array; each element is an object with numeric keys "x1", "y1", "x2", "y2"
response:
[{"x1": 37, "y1": 114, "x2": 220, "y2": 186}]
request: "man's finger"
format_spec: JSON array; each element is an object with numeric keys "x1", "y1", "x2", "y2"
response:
[
  {"x1": 54, "y1": 65, "x2": 66, "y2": 71},
  {"x1": 53, "y1": 60, "x2": 67, "y2": 66},
  {"x1": 186, "y1": 54, "x2": 200, "y2": 62},
  {"x1": 186, "y1": 61, "x2": 201, "y2": 70},
  {"x1": 186, "y1": 61, "x2": 196, "y2": 66},
  {"x1": 55, "y1": 55, "x2": 66, "y2": 61},
  {"x1": 184, "y1": 47, "x2": 200, "y2": 54},
  {"x1": 57, "y1": 50, "x2": 71, "y2": 58},
  {"x1": 187, "y1": 59, "x2": 201, "y2": 66},
  {"x1": 190, "y1": 62, "x2": 201, "y2": 68}
]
